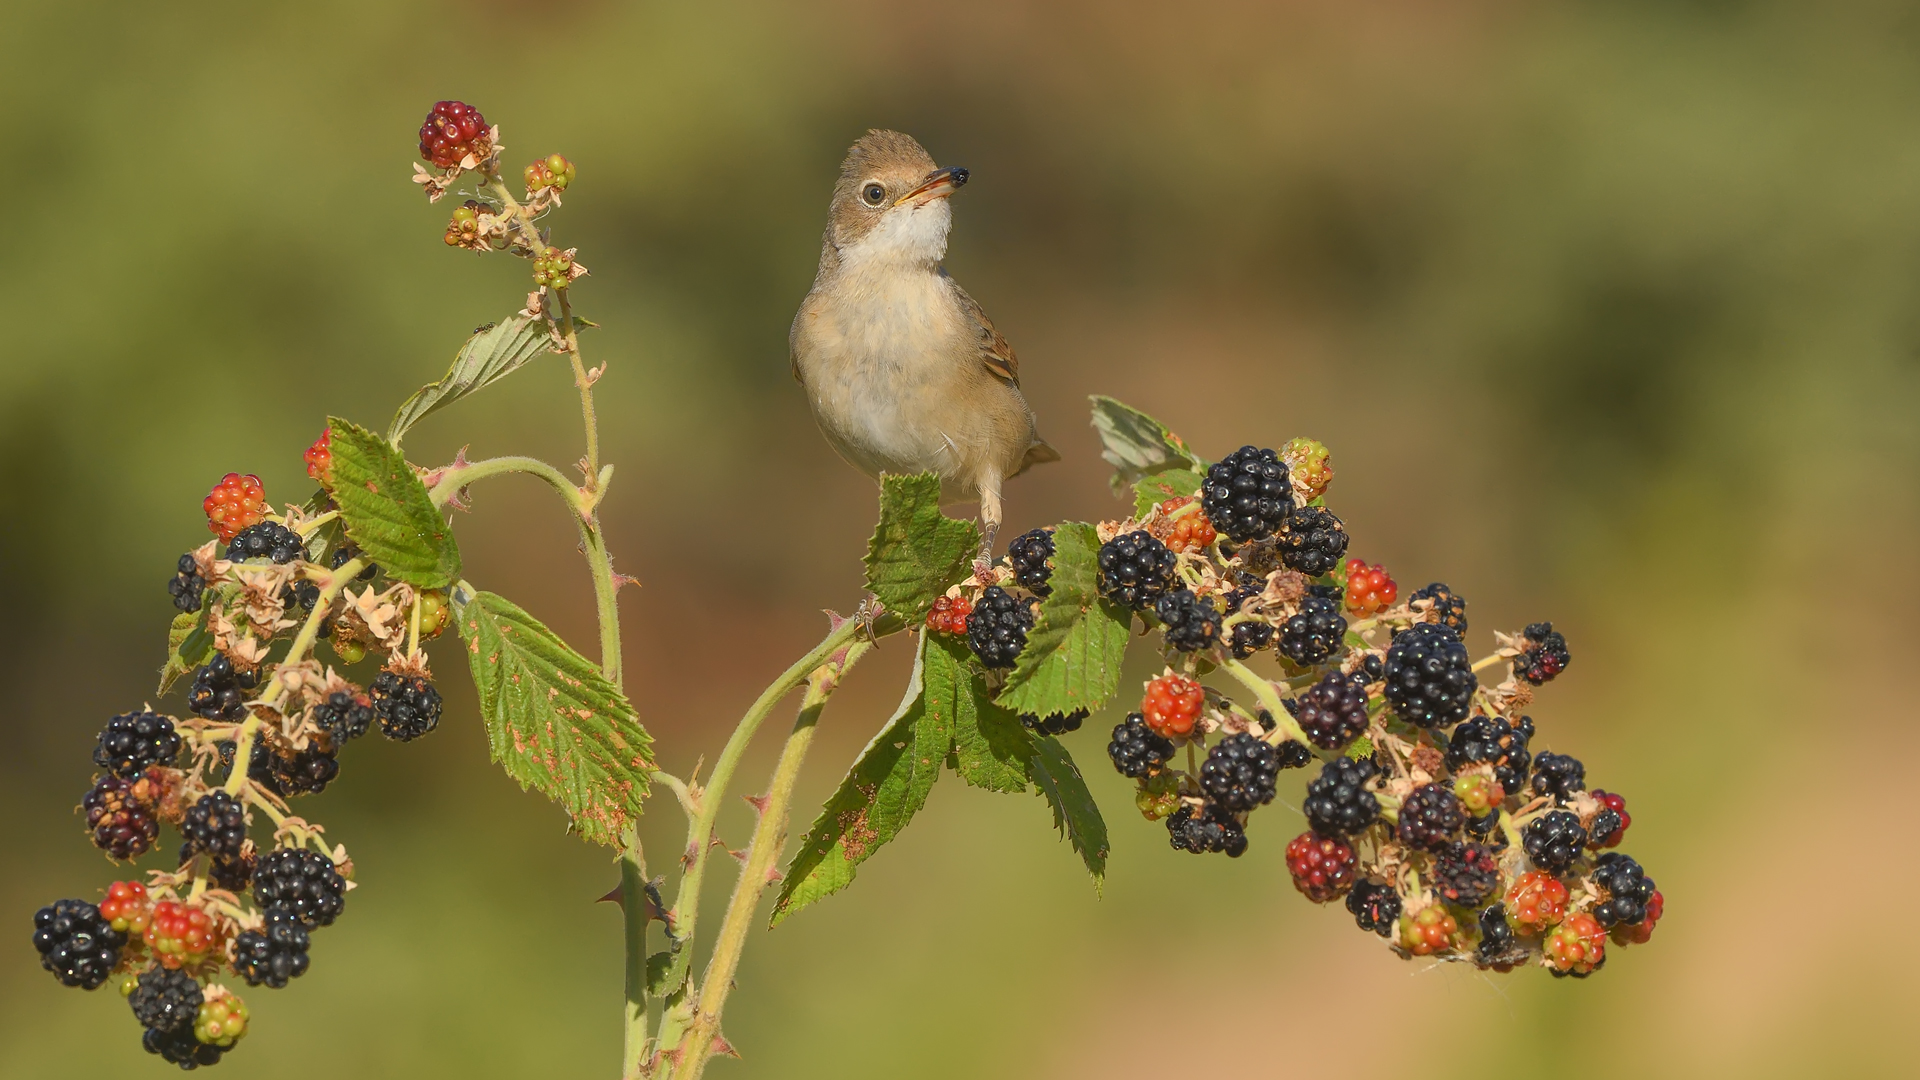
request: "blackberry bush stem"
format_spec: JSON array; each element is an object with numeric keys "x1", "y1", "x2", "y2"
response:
[{"x1": 1220, "y1": 657, "x2": 1313, "y2": 747}]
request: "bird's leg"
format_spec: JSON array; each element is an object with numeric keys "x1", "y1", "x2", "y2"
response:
[{"x1": 974, "y1": 478, "x2": 1003, "y2": 581}]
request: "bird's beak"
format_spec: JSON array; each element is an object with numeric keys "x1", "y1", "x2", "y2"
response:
[{"x1": 895, "y1": 166, "x2": 969, "y2": 206}]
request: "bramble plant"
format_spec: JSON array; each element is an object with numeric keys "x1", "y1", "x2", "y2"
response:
[{"x1": 32, "y1": 101, "x2": 1662, "y2": 1076}]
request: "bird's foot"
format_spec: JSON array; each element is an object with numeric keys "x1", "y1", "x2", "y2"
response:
[{"x1": 851, "y1": 592, "x2": 883, "y2": 642}]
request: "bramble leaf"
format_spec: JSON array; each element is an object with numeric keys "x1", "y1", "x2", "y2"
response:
[
  {"x1": 863, "y1": 472, "x2": 980, "y2": 622},
  {"x1": 158, "y1": 605, "x2": 211, "y2": 697},
  {"x1": 772, "y1": 633, "x2": 949, "y2": 925},
  {"x1": 387, "y1": 316, "x2": 588, "y2": 445},
  {"x1": 454, "y1": 587, "x2": 652, "y2": 847},
  {"x1": 1132, "y1": 467, "x2": 1204, "y2": 516},
  {"x1": 931, "y1": 635, "x2": 1030, "y2": 794},
  {"x1": 326, "y1": 418, "x2": 460, "y2": 588},
  {"x1": 1027, "y1": 734, "x2": 1109, "y2": 888},
  {"x1": 1090, "y1": 395, "x2": 1207, "y2": 496},
  {"x1": 995, "y1": 522, "x2": 1131, "y2": 717}
]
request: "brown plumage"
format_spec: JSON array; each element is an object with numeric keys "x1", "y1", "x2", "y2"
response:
[{"x1": 790, "y1": 130, "x2": 1058, "y2": 557}]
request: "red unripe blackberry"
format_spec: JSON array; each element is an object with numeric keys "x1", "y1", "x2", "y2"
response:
[
  {"x1": 32, "y1": 898, "x2": 125, "y2": 989},
  {"x1": 253, "y1": 849, "x2": 348, "y2": 928},
  {"x1": 1279, "y1": 437, "x2": 1332, "y2": 501},
  {"x1": 1346, "y1": 878, "x2": 1401, "y2": 936},
  {"x1": 1287, "y1": 671, "x2": 1369, "y2": 749},
  {"x1": 1140, "y1": 673, "x2": 1203, "y2": 738},
  {"x1": 83, "y1": 774, "x2": 159, "y2": 860},
  {"x1": 1504, "y1": 870, "x2": 1569, "y2": 932},
  {"x1": 1155, "y1": 588, "x2": 1223, "y2": 652},
  {"x1": 1409, "y1": 582, "x2": 1468, "y2": 632},
  {"x1": 1383, "y1": 622, "x2": 1474, "y2": 729},
  {"x1": 188, "y1": 655, "x2": 258, "y2": 721},
  {"x1": 304, "y1": 427, "x2": 332, "y2": 486},
  {"x1": 312, "y1": 690, "x2": 374, "y2": 745},
  {"x1": 1397, "y1": 782, "x2": 1465, "y2": 852},
  {"x1": 181, "y1": 791, "x2": 248, "y2": 862},
  {"x1": 1589, "y1": 852, "x2": 1656, "y2": 928},
  {"x1": 1285, "y1": 831, "x2": 1356, "y2": 902},
  {"x1": 129, "y1": 965, "x2": 203, "y2": 1033},
  {"x1": 1096, "y1": 530, "x2": 1178, "y2": 610},
  {"x1": 168, "y1": 552, "x2": 206, "y2": 613},
  {"x1": 1343, "y1": 559, "x2": 1397, "y2": 616},
  {"x1": 1611, "y1": 890, "x2": 1663, "y2": 946},
  {"x1": 1020, "y1": 709, "x2": 1087, "y2": 736},
  {"x1": 100, "y1": 880, "x2": 153, "y2": 937},
  {"x1": 1544, "y1": 912, "x2": 1606, "y2": 976},
  {"x1": 1516, "y1": 621, "x2": 1570, "y2": 684},
  {"x1": 1521, "y1": 810, "x2": 1587, "y2": 874},
  {"x1": 1398, "y1": 905, "x2": 1461, "y2": 956},
  {"x1": 231, "y1": 907, "x2": 310, "y2": 988},
  {"x1": 419, "y1": 100, "x2": 489, "y2": 168},
  {"x1": 1107, "y1": 714, "x2": 1175, "y2": 778},
  {"x1": 144, "y1": 1024, "x2": 225, "y2": 1068},
  {"x1": 203, "y1": 473, "x2": 265, "y2": 542},
  {"x1": 1528, "y1": 751, "x2": 1585, "y2": 804},
  {"x1": 1199, "y1": 732, "x2": 1282, "y2": 811},
  {"x1": 94, "y1": 710, "x2": 182, "y2": 779},
  {"x1": 144, "y1": 900, "x2": 220, "y2": 971},
  {"x1": 371, "y1": 669, "x2": 443, "y2": 741},
  {"x1": 1444, "y1": 713, "x2": 1532, "y2": 794},
  {"x1": 967, "y1": 586, "x2": 1037, "y2": 669},
  {"x1": 1275, "y1": 506, "x2": 1349, "y2": 576},
  {"x1": 1278, "y1": 592, "x2": 1346, "y2": 666},
  {"x1": 925, "y1": 595, "x2": 972, "y2": 635},
  {"x1": 1166, "y1": 803, "x2": 1247, "y2": 857},
  {"x1": 1006, "y1": 527, "x2": 1055, "y2": 595},
  {"x1": 1452, "y1": 773, "x2": 1504, "y2": 816},
  {"x1": 1151, "y1": 496, "x2": 1217, "y2": 554},
  {"x1": 194, "y1": 987, "x2": 250, "y2": 1048},
  {"x1": 1431, "y1": 841, "x2": 1501, "y2": 907},
  {"x1": 1590, "y1": 790, "x2": 1630, "y2": 848},
  {"x1": 1302, "y1": 755, "x2": 1379, "y2": 837},
  {"x1": 1201, "y1": 446, "x2": 1294, "y2": 543}
]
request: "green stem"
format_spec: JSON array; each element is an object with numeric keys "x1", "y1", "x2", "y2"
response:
[
  {"x1": 1219, "y1": 658, "x2": 1312, "y2": 747},
  {"x1": 621, "y1": 824, "x2": 651, "y2": 1080},
  {"x1": 670, "y1": 638, "x2": 875, "y2": 1080}
]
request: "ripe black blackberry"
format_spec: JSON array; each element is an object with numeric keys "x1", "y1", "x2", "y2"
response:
[
  {"x1": 226, "y1": 521, "x2": 303, "y2": 563},
  {"x1": 312, "y1": 690, "x2": 374, "y2": 745},
  {"x1": 255, "y1": 742, "x2": 341, "y2": 797},
  {"x1": 1275, "y1": 506, "x2": 1349, "y2": 575},
  {"x1": 232, "y1": 907, "x2": 312, "y2": 988},
  {"x1": 1021, "y1": 709, "x2": 1086, "y2": 736},
  {"x1": 1587, "y1": 808, "x2": 1624, "y2": 849},
  {"x1": 1200, "y1": 446, "x2": 1294, "y2": 543},
  {"x1": 1107, "y1": 714, "x2": 1175, "y2": 778},
  {"x1": 31, "y1": 898, "x2": 125, "y2": 989},
  {"x1": 1346, "y1": 879, "x2": 1401, "y2": 937},
  {"x1": 1529, "y1": 751, "x2": 1586, "y2": 804},
  {"x1": 1199, "y1": 732, "x2": 1282, "y2": 812},
  {"x1": 1278, "y1": 593, "x2": 1347, "y2": 666},
  {"x1": 1432, "y1": 842, "x2": 1501, "y2": 907},
  {"x1": 1360, "y1": 654, "x2": 1384, "y2": 683},
  {"x1": 966, "y1": 586, "x2": 1038, "y2": 670},
  {"x1": 1166, "y1": 803, "x2": 1248, "y2": 857},
  {"x1": 187, "y1": 655, "x2": 258, "y2": 722},
  {"x1": 180, "y1": 790, "x2": 248, "y2": 862},
  {"x1": 167, "y1": 553, "x2": 205, "y2": 613},
  {"x1": 1275, "y1": 738, "x2": 1314, "y2": 769},
  {"x1": 144, "y1": 1024, "x2": 225, "y2": 1069},
  {"x1": 1288, "y1": 671, "x2": 1369, "y2": 750},
  {"x1": 1590, "y1": 853, "x2": 1656, "y2": 928},
  {"x1": 1517, "y1": 621, "x2": 1571, "y2": 685},
  {"x1": 1477, "y1": 904, "x2": 1520, "y2": 967},
  {"x1": 371, "y1": 669, "x2": 444, "y2": 741},
  {"x1": 206, "y1": 849, "x2": 255, "y2": 892},
  {"x1": 1155, "y1": 589, "x2": 1222, "y2": 652},
  {"x1": 1096, "y1": 531, "x2": 1178, "y2": 610},
  {"x1": 1409, "y1": 582, "x2": 1468, "y2": 632},
  {"x1": 1522, "y1": 810, "x2": 1588, "y2": 874},
  {"x1": 1228, "y1": 619, "x2": 1274, "y2": 658},
  {"x1": 94, "y1": 710, "x2": 182, "y2": 779},
  {"x1": 129, "y1": 966, "x2": 203, "y2": 1033},
  {"x1": 330, "y1": 544, "x2": 381, "y2": 580},
  {"x1": 83, "y1": 775, "x2": 159, "y2": 860},
  {"x1": 1006, "y1": 528, "x2": 1054, "y2": 596},
  {"x1": 1382, "y1": 622, "x2": 1474, "y2": 729},
  {"x1": 1302, "y1": 756, "x2": 1380, "y2": 837},
  {"x1": 1444, "y1": 713, "x2": 1533, "y2": 794},
  {"x1": 254, "y1": 848, "x2": 348, "y2": 928},
  {"x1": 1396, "y1": 782, "x2": 1465, "y2": 852},
  {"x1": 1465, "y1": 811, "x2": 1507, "y2": 850}
]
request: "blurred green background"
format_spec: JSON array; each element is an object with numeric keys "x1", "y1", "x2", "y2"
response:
[{"x1": 5, "y1": 1, "x2": 1918, "y2": 1076}]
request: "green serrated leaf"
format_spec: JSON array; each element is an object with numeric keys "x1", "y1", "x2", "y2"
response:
[
  {"x1": 996, "y1": 522, "x2": 1131, "y2": 717},
  {"x1": 1132, "y1": 467, "x2": 1204, "y2": 516},
  {"x1": 863, "y1": 473, "x2": 979, "y2": 623},
  {"x1": 388, "y1": 316, "x2": 586, "y2": 445},
  {"x1": 773, "y1": 634, "x2": 950, "y2": 924},
  {"x1": 157, "y1": 606, "x2": 210, "y2": 696},
  {"x1": 931, "y1": 635, "x2": 1030, "y2": 794},
  {"x1": 645, "y1": 951, "x2": 676, "y2": 996},
  {"x1": 1027, "y1": 735, "x2": 1108, "y2": 888},
  {"x1": 454, "y1": 588, "x2": 652, "y2": 846},
  {"x1": 1089, "y1": 395, "x2": 1207, "y2": 496},
  {"x1": 1346, "y1": 735, "x2": 1375, "y2": 760},
  {"x1": 327, "y1": 418, "x2": 460, "y2": 588}
]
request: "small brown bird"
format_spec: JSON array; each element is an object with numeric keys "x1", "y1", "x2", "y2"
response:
[{"x1": 790, "y1": 130, "x2": 1057, "y2": 560}]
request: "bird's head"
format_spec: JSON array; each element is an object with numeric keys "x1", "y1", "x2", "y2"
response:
[{"x1": 827, "y1": 130, "x2": 969, "y2": 270}]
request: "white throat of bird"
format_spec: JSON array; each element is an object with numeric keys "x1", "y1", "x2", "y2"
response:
[{"x1": 839, "y1": 198, "x2": 952, "y2": 273}]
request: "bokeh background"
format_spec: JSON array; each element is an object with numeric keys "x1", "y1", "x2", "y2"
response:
[{"x1": 4, "y1": 1, "x2": 1918, "y2": 1076}]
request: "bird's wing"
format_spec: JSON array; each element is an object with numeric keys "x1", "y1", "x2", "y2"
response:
[{"x1": 943, "y1": 272, "x2": 1020, "y2": 387}]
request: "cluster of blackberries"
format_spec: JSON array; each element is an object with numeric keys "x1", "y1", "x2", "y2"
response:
[{"x1": 967, "y1": 586, "x2": 1037, "y2": 670}]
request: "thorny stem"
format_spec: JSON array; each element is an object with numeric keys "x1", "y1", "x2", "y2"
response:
[
  {"x1": 621, "y1": 826, "x2": 651, "y2": 1080},
  {"x1": 670, "y1": 638, "x2": 876, "y2": 1080}
]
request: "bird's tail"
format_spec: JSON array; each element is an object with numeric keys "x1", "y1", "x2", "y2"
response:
[{"x1": 1013, "y1": 439, "x2": 1061, "y2": 477}]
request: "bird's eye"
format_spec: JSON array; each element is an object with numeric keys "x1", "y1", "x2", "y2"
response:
[{"x1": 861, "y1": 182, "x2": 886, "y2": 207}]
